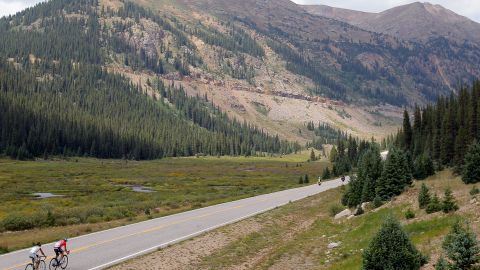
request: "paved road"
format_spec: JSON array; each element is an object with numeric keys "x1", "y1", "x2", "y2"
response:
[{"x1": 0, "y1": 177, "x2": 348, "y2": 270}]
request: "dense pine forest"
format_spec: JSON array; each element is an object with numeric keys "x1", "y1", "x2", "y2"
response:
[
  {"x1": 0, "y1": 0, "x2": 300, "y2": 160},
  {"x1": 384, "y1": 81, "x2": 480, "y2": 175},
  {"x1": 339, "y1": 81, "x2": 480, "y2": 209}
]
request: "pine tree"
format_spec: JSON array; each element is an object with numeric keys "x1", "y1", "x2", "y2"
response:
[
  {"x1": 426, "y1": 193, "x2": 442, "y2": 214},
  {"x1": 435, "y1": 256, "x2": 448, "y2": 270},
  {"x1": 329, "y1": 146, "x2": 338, "y2": 162},
  {"x1": 414, "y1": 153, "x2": 434, "y2": 180},
  {"x1": 322, "y1": 167, "x2": 331, "y2": 180},
  {"x1": 310, "y1": 148, "x2": 316, "y2": 161},
  {"x1": 463, "y1": 142, "x2": 480, "y2": 184},
  {"x1": 304, "y1": 174, "x2": 309, "y2": 184},
  {"x1": 418, "y1": 183, "x2": 431, "y2": 209},
  {"x1": 442, "y1": 188, "x2": 459, "y2": 213},
  {"x1": 376, "y1": 148, "x2": 407, "y2": 200},
  {"x1": 403, "y1": 110, "x2": 413, "y2": 150},
  {"x1": 442, "y1": 222, "x2": 479, "y2": 269},
  {"x1": 362, "y1": 216, "x2": 426, "y2": 270}
]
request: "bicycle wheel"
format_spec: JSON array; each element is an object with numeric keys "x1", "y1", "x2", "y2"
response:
[
  {"x1": 24, "y1": 263, "x2": 34, "y2": 270},
  {"x1": 60, "y1": 255, "x2": 68, "y2": 269},
  {"x1": 48, "y1": 258, "x2": 58, "y2": 270},
  {"x1": 39, "y1": 260, "x2": 47, "y2": 270}
]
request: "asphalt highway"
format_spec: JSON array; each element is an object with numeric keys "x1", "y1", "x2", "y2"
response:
[{"x1": 0, "y1": 177, "x2": 348, "y2": 270}]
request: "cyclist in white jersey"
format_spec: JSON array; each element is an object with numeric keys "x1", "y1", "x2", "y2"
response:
[{"x1": 29, "y1": 242, "x2": 46, "y2": 269}]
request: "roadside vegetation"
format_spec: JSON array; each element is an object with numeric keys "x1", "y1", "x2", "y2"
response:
[
  {"x1": 0, "y1": 151, "x2": 328, "y2": 253},
  {"x1": 111, "y1": 170, "x2": 480, "y2": 270}
]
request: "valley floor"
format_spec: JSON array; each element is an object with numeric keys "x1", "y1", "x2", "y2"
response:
[
  {"x1": 110, "y1": 170, "x2": 479, "y2": 270},
  {"x1": 0, "y1": 151, "x2": 328, "y2": 252}
]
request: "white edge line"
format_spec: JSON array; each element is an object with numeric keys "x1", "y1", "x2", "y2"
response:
[
  {"x1": 86, "y1": 181, "x2": 344, "y2": 270},
  {"x1": 87, "y1": 203, "x2": 288, "y2": 270}
]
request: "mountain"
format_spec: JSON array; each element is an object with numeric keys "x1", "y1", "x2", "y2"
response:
[
  {"x1": 0, "y1": 0, "x2": 299, "y2": 160},
  {"x1": 303, "y1": 2, "x2": 480, "y2": 44},
  {"x1": 1, "y1": 0, "x2": 480, "y2": 154}
]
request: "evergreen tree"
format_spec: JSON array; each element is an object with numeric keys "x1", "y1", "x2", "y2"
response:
[
  {"x1": 414, "y1": 153, "x2": 435, "y2": 180},
  {"x1": 376, "y1": 148, "x2": 408, "y2": 200},
  {"x1": 403, "y1": 110, "x2": 413, "y2": 150},
  {"x1": 426, "y1": 193, "x2": 442, "y2": 214},
  {"x1": 310, "y1": 149, "x2": 316, "y2": 161},
  {"x1": 329, "y1": 146, "x2": 338, "y2": 163},
  {"x1": 442, "y1": 222, "x2": 479, "y2": 270},
  {"x1": 442, "y1": 188, "x2": 459, "y2": 213},
  {"x1": 435, "y1": 256, "x2": 448, "y2": 270},
  {"x1": 463, "y1": 142, "x2": 480, "y2": 184},
  {"x1": 418, "y1": 183, "x2": 431, "y2": 209},
  {"x1": 322, "y1": 167, "x2": 331, "y2": 180},
  {"x1": 304, "y1": 174, "x2": 310, "y2": 184},
  {"x1": 362, "y1": 216, "x2": 426, "y2": 270}
]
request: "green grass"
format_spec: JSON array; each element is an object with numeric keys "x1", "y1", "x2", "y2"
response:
[
  {"x1": 0, "y1": 152, "x2": 329, "y2": 251},
  {"x1": 191, "y1": 170, "x2": 474, "y2": 270}
]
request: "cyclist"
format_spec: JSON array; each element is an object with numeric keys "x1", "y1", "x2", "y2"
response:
[
  {"x1": 29, "y1": 242, "x2": 46, "y2": 269},
  {"x1": 53, "y1": 238, "x2": 70, "y2": 266}
]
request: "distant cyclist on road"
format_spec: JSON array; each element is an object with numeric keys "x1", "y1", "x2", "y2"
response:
[
  {"x1": 53, "y1": 238, "x2": 70, "y2": 266},
  {"x1": 29, "y1": 242, "x2": 46, "y2": 269}
]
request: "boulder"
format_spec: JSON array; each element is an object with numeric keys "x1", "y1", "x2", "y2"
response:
[
  {"x1": 334, "y1": 209, "x2": 352, "y2": 220},
  {"x1": 328, "y1": 242, "x2": 341, "y2": 249}
]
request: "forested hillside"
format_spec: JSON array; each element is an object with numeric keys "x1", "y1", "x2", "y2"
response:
[
  {"x1": 391, "y1": 81, "x2": 480, "y2": 173},
  {"x1": 0, "y1": 0, "x2": 299, "y2": 160},
  {"x1": 332, "y1": 81, "x2": 480, "y2": 212}
]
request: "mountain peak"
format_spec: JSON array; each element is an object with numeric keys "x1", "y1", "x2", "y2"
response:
[{"x1": 304, "y1": 1, "x2": 480, "y2": 44}]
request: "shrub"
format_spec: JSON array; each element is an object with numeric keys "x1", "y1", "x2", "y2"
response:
[
  {"x1": 418, "y1": 183, "x2": 431, "y2": 209},
  {"x1": 0, "y1": 246, "x2": 8, "y2": 255},
  {"x1": 46, "y1": 210, "x2": 56, "y2": 227},
  {"x1": 355, "y1": 205, "x2": 364, "y2": 216},
  {"x1": 372, "y1": 196, "x2": 383, "y2": 208},
  {"x1": 442, "y1": 188, "x2": 459, "y2": 213},
  {"x1": 329, "y1": 205, "x2": 344, "y2": 217},
  {"x1": 298, "y1": 176, "x2": 303, "y2": 184},
  {"x1": 442, "y1": 221, "x2": 479, "y2": 269},
  {"x1": 405, "y1": 209, "x2": 415, "y2": 220},
  {"x1": 435, "y1": 256, "x2": 448, "y2": 270},
  {"x1": 470, "y1": 186, "x2": 480, "y2": 196},
  {"x1": 362, "y1": 216, "x2": 426, "y2": 270},
  {"x1": 1, "y1": 214, "x2": 34, "y2": 231}
]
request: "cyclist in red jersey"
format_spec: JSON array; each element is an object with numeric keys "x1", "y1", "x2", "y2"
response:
[{"x1": 53, "y1": 238, "x2": 69, "y2": 266}]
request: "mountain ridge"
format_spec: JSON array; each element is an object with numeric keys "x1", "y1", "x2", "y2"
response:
[{"x1": 303, "y1": 1, "x2": 480, "y2": 44}]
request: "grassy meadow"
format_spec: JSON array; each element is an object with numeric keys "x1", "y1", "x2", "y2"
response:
[{"x1": 0, "y1": 151, "x2": 328, "y2": 252}]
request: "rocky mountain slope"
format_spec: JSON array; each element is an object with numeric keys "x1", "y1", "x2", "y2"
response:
[
  {"x1": 304, "y1": 2, "x2": 480, "y2": 44},
  {"x1": 2, "y1": 0, "x2": 480, "y2": 145}
]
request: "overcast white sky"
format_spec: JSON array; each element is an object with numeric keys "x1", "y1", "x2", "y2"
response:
[{"x1": 1, "y1": 0, "x2": 479, "y2": 22}]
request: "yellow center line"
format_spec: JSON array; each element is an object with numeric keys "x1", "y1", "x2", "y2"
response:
[{"x1": 4, "y1": 188, "x2": 301, "y2": 270}]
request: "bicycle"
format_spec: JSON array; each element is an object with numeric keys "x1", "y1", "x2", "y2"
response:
[
  {"x1": 48, "y1": 253, "x2": 69, "y2": 270},
  {"x1": 25, "y1": 255, "x2": 46, "y2": 270}
]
